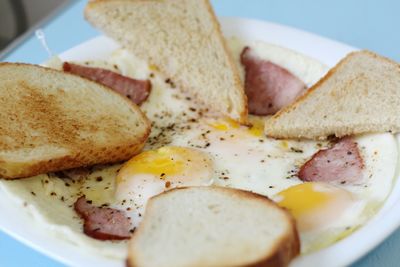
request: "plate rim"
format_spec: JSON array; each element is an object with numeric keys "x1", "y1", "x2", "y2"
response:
[{"x1": 0, "y1": 16, "x2": 399, "y2": 267}]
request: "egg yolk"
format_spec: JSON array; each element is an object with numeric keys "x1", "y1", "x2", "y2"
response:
[
  {"x1": 116, "y1": 147, "x2": 187, "y2": 183},
  {"x1": 277, "y1": 183, "x2": 331, "y2": 217},
  {"x1": 208, "y1": 117, "x2": 240, "y2": 131},
  {"x1": 115, "y1": 146, "x2": 214, "y2": 213},
  {"x1": 280, "y1": 140, "x2": 289, "y2": 149},
  {"x1": 276, "y1": 182, "x2": 355, "y2": 232},
  {"x1": 247, "y1": 116, "x2": 264, "y2": 137},
  {"x1": 207, "y1": 116, "x2": 264, "y2": 137},
  {"x1": 148, "y1": 64, "x2": 159, "y2": 71}
]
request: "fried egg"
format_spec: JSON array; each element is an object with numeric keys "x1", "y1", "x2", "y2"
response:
[
  {"x1": 275, "y1": 182, "x2": 364, "y2": 252},
  {"x1": 0, "y1": 37, "x2": 397, "y2": 261},
  {"x1": 276, "y1": 183, "x2": 356, "y2": 232},
  {"x1": 115, "y1": 146, "x2": 214, "y2": 224}
]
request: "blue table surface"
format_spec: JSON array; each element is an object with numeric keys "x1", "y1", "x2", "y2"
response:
[{"x1": 1, "y1": 0, "x2": 400, "y2": 266}]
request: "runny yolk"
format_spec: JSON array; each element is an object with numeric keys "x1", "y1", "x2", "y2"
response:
[
  {"x1": 116, "y1": 147, "x2": 186, "y2": 183},
  {"x1": 207, "y1": 117, "x2": 264, "y2": 137},
  {"x1": 277, "y1": 183, "x2": 332, "y2": 218}
]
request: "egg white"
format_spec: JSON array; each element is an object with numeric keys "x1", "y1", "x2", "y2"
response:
[{"x1": 0, "y1": 38, "x2": 397, "y2": 260}]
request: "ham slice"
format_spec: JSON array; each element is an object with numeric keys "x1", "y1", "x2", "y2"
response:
[
  {"x1": 240, "y1": 47, "x2": 306, "y2": 115},
  {"x1": 63, "y1": 62, "x2": 151, "y2": 105},
  {"x1": 298, "y1": 137, "x2": 364, "y2": 184},
  {"x1": 74, "y1": 196, "x2": 133, "y2": 240}
]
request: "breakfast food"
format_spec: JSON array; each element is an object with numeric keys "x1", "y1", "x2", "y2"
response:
[
  {"x1": 241, "y1": 46, "x2": 306, "y2": 115},
  {"x1": 74, "y1": 195, "x2": 133, "y2": 240},
  {"x1": 0, "y1": 63, "x2": 150, "y2": 179},
  {"x1": 265, "y1": 50, "x2": 400, "y2": 140},
  {"x1": 127, "y1": 187, "x2": 299, "y2": 267},
  {"x1": 1, "y1": 1, "x2": 399, "y2": 266},
  {"x1": 63, "y1": 62, "x2": 152, "y2": 105},
  {"x1": 0, "y1": 38, "x2": 397, "y2": 261},
  {"x1": 116, "y1": 146, "x2": 214, "y2": 220},
  {"x1": 297, "y1": 137, "x2": 364, "y2": 184},
  {"x1": 84, "y1": 0, "x2": 248, "y2": 123}
]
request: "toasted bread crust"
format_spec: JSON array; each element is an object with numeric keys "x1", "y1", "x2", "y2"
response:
[
  {"x1": 128, "y1": 186, "x2": 300, "y2": 267},
  {"x1": 0, "y1": 62, "x2": 151, "y2": 179},
  {"x1": 207, "y1": 188, "x2": 300, "y2": 267},
  {"x1": 85, "y1": 0, "x2": 248, "y2": 124},
  {"x1": 246, "y1": 222, "x2": 299, "y2": 267},
  {"x1": 202, "y1": 0, "x2": 248, "y2": 124},
  {"x1": 265, "y1": 50, "x2": 400, "y2": 140},
  {"x1": 0, "y1": 138, "x2": 148, "y2": 179},
  {"x1": 212, "y1": 188, "x2": 300, "y2": 267},
  {"x1": 267, "y1": 50, "x2": 364, "y2": 124}
]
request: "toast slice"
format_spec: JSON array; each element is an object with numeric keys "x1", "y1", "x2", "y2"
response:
[
  {"x1": 265, "y1": 50, "x2": 400, "y2": 140},
  {"x1": 128, "y1": 186, "x2": 299, "y2": 267},
  {"x1": 0, "y1": 63, "x2": 150, "y2": 179},
  {"x1": 84, "y1": 0, "x2": 248, "y2": 123}
]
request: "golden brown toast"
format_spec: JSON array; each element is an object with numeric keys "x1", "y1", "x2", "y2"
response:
[
  {"x1": 265, "y1": 50, "x2": 400, "y2": 140},
  {"x1": 128, "y1": 186, "x2": 299, "y2": 267},
  {"x1": 84, "y1": 0, "x2": 248, "y2": 123},
  {"x1": 0, "y1": 63, "x2": 150, "y2": 179}
]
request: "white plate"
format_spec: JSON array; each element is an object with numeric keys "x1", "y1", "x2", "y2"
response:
[{"x1": 1, "y1": 17, "x2": 400, "y2": 267}]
